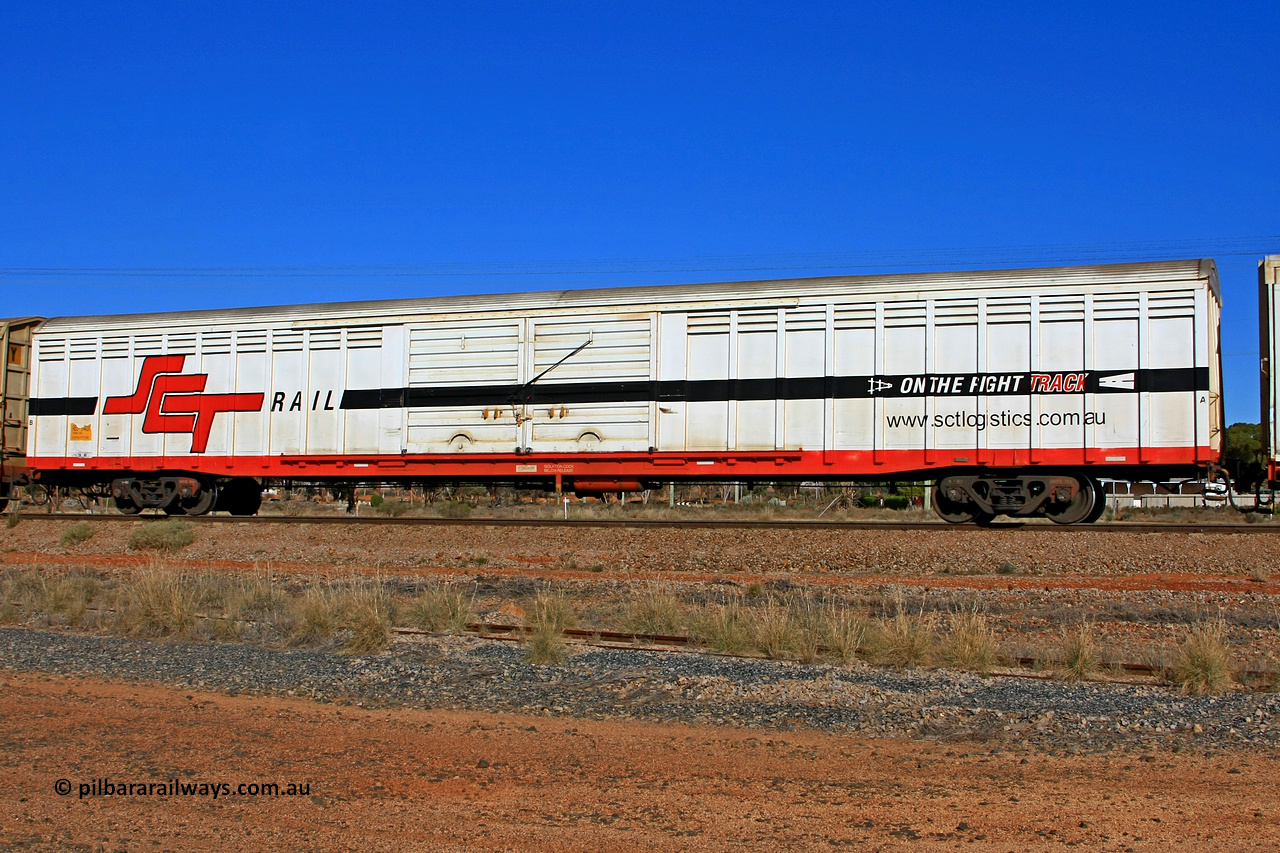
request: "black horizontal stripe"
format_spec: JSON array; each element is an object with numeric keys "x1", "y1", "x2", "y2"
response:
[
  {"x1": 1140, "y1": 367, "x2": 1209, "y2": 393},
  {"x1": 28, "y1": 396, "x2": 98, "y2": 416},
  {"x1": 338, "y1": 367, "x2": 1209, "y2": 410}
]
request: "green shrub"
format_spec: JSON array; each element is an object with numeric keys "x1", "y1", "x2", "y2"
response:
[
  {"x1": 370, "y1": 493, "x2": 385, "y2": 508},
  {"x1": 884, "y1": 495, "x2": 909, "y2": 510},
  {"x1": 374, "y1": 499, "x2": 410, "y2": 517},
  {"x1": 127, "y1": 520, "x2": 195, "y2": 552},
  {"x1": 439, "y1": 501, "x2": 473, "y2": 519},
  {"x1": 60, "y1": 523, "x2": 96, "y2": 547}
]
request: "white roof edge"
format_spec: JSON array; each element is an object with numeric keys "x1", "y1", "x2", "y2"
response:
[{"x1": 36, "y1": 258, "x2": 1216, "y2": 334}]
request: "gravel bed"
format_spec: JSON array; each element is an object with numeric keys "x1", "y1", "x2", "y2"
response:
[
  {"x1": 8, "y1": 517, "x2": 1280, "y2": 578},
  {"x1": 4, "y1": 627, "x2": 1278, "y2": 754}
]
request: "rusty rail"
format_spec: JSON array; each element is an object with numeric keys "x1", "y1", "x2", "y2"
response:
[{"x1": 393, "y1": 622, "x2": 1275, "y2": 686}]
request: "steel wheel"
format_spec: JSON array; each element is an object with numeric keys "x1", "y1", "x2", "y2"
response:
[
  {"x1": 216, "y1": 478, "x2": 262, "y2": 516},
  {"x1": 113, "y1": 492, "x2": 141, "y2": 515},
  {"x1": 933, "y1": 482, "x2": 979, "y2": 524},
  {"x1": 1084, "y1": 479, "x2": 1107, "y2": 523},
  {"x1": 179, "y1": 481, "x2": 218, "y2": 516},
  {"x1": 1046, "y1": 477, "x2": 1096, "y2": 525}
]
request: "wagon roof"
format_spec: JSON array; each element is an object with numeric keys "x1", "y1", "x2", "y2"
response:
[{"x1": 36, "y1": 258, "x2": 1217, "y2": 333}]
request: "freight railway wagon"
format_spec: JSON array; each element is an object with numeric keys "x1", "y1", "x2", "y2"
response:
[{"x1": 2, "y1": 259, "x2": 1224, "y2": 523}]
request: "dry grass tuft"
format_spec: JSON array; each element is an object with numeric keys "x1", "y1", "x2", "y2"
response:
[
  {"x1": 697, "y1": 598, "x2": 752, "y2": 655},
  {"x1": 875, "y1": 612, "x2": 935, "y2": 668},
  {"x1": 522, "y1": 589, "x2": 576, "y2": 664},
  {"x1": 60, "y1": 523, "x2": 96, "y2": 548},
  {"x1": 523, "y1": 624, "x2": 566, "y2": 665},
  {"x1": 941, "y1": 608, "x2": 999, "y2": 674},
  {"x1": 1171, "y1": 619, "x2": 1233, "y2": 696},
  {"x1": 751, "y1": 599, "x2": 801, "y2": 660},
  {"x1": 122, "y1": 569, "x2": 198, "y2": 638},
  {"x1": 528, "y1": 589, "x2": 576, "y2": 633},
  {"x1": 291, "y1": 586, "x2": 340, "y2": 646},
  {"x1": 214, "y1": 574, "x2": 293, "y2": 642},
  {"x1": 338, "y1": 580, "x2": 392, "y2": 654},
  {"x1": 623, "y1": 586, "x2": 684, "y2": 635},
  {"x1": 811, "y1": 601, "x2": 868, "y2": 663},
  {"x1": 127, "y1": 520, "x2": 195, "y2": 552},
  {"x1": 2, "y1": 567, "x2": 48, "y2": 617},
  {"x1": 869, "y1": 592, "x2": 935, "y2": 668},
  {"x1": 782, "y1": 596, "x2": 834, "y2": 663},
  {"x1": 45, "y1": 572, "x2": 100, "y2": 627},
  {"x1": 402, "y1": 582, "x2": 474, "y2": 633},
  {"x1": 1058, "y1": 621, "x2": 1100, "y2": 682}
]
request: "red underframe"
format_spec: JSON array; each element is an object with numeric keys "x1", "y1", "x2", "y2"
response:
[{"x1": 29, "y1": 446, "x2": 1214, "y2": 481}]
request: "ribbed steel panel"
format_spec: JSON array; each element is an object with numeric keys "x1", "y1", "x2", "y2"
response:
[{"x1": 36, "y1": 259, "x2": 1217, "y2": 334}]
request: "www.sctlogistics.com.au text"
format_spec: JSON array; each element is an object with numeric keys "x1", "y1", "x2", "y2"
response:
[{"x1": 886, "y1": 410, "x2": 1106, "y2": 430}]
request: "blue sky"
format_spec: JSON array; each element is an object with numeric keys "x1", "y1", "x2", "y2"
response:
[{"x1": 2, "y1": 3, "x2": 1277, "y2": 422}]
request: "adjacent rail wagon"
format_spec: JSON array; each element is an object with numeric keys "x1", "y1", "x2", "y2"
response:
[
  {"x1": 1, "y1": 318, "x2": 39, "y2": 512},
  {"x1": 6, "y1": 259, "x2": 1226, "y2": 523}
]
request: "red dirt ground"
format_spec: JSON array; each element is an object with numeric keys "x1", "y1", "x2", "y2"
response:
[{"x1": 2, "y1": 672, "x2": 1277, "y2": 852}]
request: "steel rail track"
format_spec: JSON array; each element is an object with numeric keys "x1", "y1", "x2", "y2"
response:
[
  {"x1": 0, "y1": 607, "x2": 1239, "y2": 686},
  {"x1": 13, "y1": 510, "x2": 1279, "y2": 534},
  {"x1": 400, "y1": 622, "x2": 1265, "y2": 685}
]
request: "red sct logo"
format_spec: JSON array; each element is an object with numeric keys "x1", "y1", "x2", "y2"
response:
[{"x1": 103, "y1": 356, "x2": 265, "y2": 453}]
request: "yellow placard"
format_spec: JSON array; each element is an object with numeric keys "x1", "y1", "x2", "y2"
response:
[{"x1": 69, "y1": 424, "x2": 93, "y2": 442}]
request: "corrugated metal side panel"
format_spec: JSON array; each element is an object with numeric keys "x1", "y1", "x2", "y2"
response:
[
  {"x1": 405, "y1": 320, "x2": 522, "y2": 453},
  {"x1": 35, "y1": 259, "x2": 1215, "y2": 335},
  {"x1": 528, "y1": 314, "x2": 654, "y2": 453}
]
